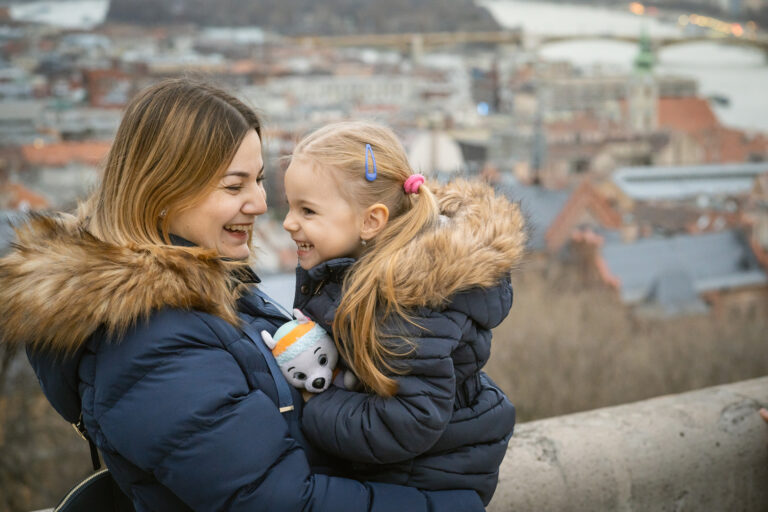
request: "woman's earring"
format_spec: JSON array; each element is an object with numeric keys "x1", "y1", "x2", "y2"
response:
[
  {"x1": 160, "y1": 208, "x2": 167, "y2": 218},
  {"x1": 360, "y1": 239, "x2": 367, "y2": 247}
]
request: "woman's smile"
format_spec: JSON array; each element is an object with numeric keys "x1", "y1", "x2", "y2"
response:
[{"x1": 224, "y1": 223, "x2": 253, "y2": 241}]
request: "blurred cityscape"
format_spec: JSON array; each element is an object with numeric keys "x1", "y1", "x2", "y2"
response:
[
  {"x1": 0, "y1": 0, "x2": 767, "y2": 316},
  {"x1": 1, "y1": 2, "x2": 768, "y2": 510}
]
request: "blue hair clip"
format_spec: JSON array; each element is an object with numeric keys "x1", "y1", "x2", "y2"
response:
[{"x1": 365, "y1": 143, "x2": 377, "y2": 182}]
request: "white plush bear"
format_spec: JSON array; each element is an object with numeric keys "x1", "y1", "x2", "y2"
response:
[{"x1": 261, "y1": 309, "x2": 356, "y2": 393}]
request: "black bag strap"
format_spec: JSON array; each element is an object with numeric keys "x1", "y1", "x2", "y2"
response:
[
  {"x1": 73, "y1": 414, "x2": 102, "y2": 471},
  {"x1": 60, "y1": 418, "x2": 136, "y2": 511}
]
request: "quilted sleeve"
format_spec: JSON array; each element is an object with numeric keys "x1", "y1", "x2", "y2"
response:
[{"x1": 302, "y1": 310, "x2": 462, "y2": 464}]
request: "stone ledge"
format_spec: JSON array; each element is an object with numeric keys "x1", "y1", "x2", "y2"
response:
[{"x1": 488, "y1": 376, "x2": 768, "y2": 511}]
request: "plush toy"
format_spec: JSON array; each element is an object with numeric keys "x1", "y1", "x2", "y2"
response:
[{"x1": 261, "y1": 310, "x2": 356, "y2": 393}]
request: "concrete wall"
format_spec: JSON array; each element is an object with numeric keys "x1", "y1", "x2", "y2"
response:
[{"x1": 488, "y1": 376, "x2": 768, "y2": 512}]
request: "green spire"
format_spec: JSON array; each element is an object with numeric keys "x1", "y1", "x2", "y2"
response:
[{"x1": 634, "y1": 30, "x2": 654, "y2": 75}]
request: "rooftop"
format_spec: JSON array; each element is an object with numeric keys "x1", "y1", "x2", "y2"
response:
[
  {"x1": 657, "y1": 97, "x2": 719, "y2": 133},
  {"x1": 499, "y1": 182, "x2": 571, "y2": 251},
  {"x1": 21, "y1": 141, "x2": 111, "y2": 168},
  {"x1": 613, "y1": 162, "x2": 768, "y2": 201},
  {"x1": 601, "y1": 230, "x2": 767, "y2": 311},
  {"x1": 1, "y1": 182, "x2": 49, "y2": 210}
]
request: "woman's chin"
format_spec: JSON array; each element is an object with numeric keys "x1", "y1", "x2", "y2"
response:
[{"x1": 218, "y1": 245, "x2": 251, "y2": 260}]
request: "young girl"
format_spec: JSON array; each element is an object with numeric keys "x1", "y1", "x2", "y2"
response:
[{"x1": 282, "y1": 121, "x2": 526, "y2": 505}]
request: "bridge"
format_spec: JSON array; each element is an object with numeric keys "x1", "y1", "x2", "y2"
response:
[
  {"x1": 288, "y1": 30, "x2": 768, "y2": 59},
  {"x1": 535, "y1": 33, "x2": 768, "y2": 57},
  {"x1": 289, "y1": 30, "x2": 523, "y2": 52}
]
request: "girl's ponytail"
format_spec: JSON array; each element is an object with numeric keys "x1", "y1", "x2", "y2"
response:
[{"x1": 333, "y1": 178, "x2": 440, "y2": 397}]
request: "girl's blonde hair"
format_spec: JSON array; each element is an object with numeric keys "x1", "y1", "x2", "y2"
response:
[
  {"x1": 84, "y1": 78, "x2": 261, "y2": 249},
  {"x1": 293, "y1": 121, "x2": 440, "y2": 397}
]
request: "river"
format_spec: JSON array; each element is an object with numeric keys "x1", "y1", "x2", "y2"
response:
[{"x1": 480, "y1": 0, "x2": 768, "y2": 133}]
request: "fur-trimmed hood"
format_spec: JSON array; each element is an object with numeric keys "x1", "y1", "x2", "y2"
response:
[
  {"x1": 387, "y1": 178, "x2": 526, "y2": 308},
  {"x1": 300, "y1": 179, "x2": 526, "y2": 311},
  {"x1": 0, "y1": 214, "x2": 246, "y2": 353}
]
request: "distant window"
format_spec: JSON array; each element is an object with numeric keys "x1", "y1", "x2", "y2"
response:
[
  {"x1": 629, "y1": 155, "x2": 652, "y2": 166},
  {"x1": 572, "y1": 158, "x2": 589, "y2": 174},
  {"x1": 738, "y1": 254, "x2": 753, "y2": 270}
]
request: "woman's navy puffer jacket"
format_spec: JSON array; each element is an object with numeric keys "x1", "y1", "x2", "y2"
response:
[{"x1": 0, "y1": 216, "x2": 485, "y2": 512}]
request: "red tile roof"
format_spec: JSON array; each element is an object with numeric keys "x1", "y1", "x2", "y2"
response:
[
  {"x1": 657, "y1": 97, "x2": 719, "y2": 134},
  {"x1": 545, "y1": 180, "x2": 623, "y2": 252},
  {"x1": 21, "y1": 141, "x2": 111, "y2": 168},
  {"x1": 658, "y1": 97, "x2": 768, "y2": 163},
  {"x1": 722, "y1": 129, "x2": 768, "y2": 162},
  {"x1": 1, "y1": 182, "x2": 49, "y2": 210},
  {"x1": 688, "y1": 127, "x2": 768, "y2": 164}
]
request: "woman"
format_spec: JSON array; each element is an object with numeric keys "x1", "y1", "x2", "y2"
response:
[{"x1": 0, "y1": 79, "x2": 485, "y2": 511}]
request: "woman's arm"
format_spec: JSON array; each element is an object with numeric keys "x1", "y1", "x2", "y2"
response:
[
  {"x1": 301, "y1": 311, "x2": 462, "y2": 464},
  {"x1": 94, "y1": 311, "x2": 479, "y2": 512}
]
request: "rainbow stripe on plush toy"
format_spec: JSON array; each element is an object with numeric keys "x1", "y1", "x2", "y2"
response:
[{"x1": 270, "y1": 319, "x2": 328, "y2": 365}]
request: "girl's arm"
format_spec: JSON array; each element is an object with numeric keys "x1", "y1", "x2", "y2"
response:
[
  {"x1": 302, "y1": 310, "x2": 461, "y2": 464},
  {"x1": 93, "y1": 311, "x2": 481, "y2": 512}
]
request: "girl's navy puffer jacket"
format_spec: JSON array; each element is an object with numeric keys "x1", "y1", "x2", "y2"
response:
[
  {"x1": 295, "y1": 259, "x2": 515, "y2": 506},
  {"x1": 293, "y1": 179, "x2": 528, "y2": 506}
]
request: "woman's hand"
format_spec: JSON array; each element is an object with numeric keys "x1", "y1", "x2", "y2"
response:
[
  {"x1": 760, "y1": 408, "x2": 768, "y2": 423},
  {"x1": 302, "y1": 390, "x2": 315, "y2": 402}
]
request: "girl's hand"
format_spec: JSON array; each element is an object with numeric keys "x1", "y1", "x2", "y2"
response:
[
  {"x1": 302, "y1": 390, "x2": 315, "y2": 402},
  {"x1": 760, "y1": 408, "x2": 768, "y2": 424}
]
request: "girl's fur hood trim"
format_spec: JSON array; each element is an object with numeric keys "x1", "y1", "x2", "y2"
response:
[
  {"x1": 383, "y1": 179, "x2": 526, "y2": 308},
  {"x1": 0, "y1": 214, "x2": 243, "y2": 353}
]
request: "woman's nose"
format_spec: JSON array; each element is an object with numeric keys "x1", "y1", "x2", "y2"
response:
[{"x1": 243, "y1": 186, "x2": 267, "y2": 216}]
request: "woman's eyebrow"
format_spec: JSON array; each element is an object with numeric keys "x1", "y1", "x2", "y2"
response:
[{"x1": 224, "y1": 165, "x2": 264, "y2": 179}]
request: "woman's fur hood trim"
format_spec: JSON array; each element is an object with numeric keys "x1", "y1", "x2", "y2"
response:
[
  {"x1": 383, "y1": 179, "x2": 526, "y2": 308},
  {"x1": 0, "y1": 214, "x2": 243, "y2": 353}
]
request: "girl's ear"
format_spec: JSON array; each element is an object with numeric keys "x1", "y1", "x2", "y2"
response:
[{"x1": 360, "y1": 203, "x2": 389, "y2": 242}]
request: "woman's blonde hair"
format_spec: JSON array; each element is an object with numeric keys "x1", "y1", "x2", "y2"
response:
[
  {"x1": 293, "y1": 121, "x2": 440, "y2": 397},
  {"x1": 85, "y1": 78, "x2": 261, "y2": 248}
]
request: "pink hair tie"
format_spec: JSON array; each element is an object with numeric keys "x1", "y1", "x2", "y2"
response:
[{"x1": 404, "y1": 174, "x2": 425, "y2": 195}]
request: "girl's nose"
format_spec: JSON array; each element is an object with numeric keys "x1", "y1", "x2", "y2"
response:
[{"x1": 283, "y1": 211, "x2": 297, "y2": 232}]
